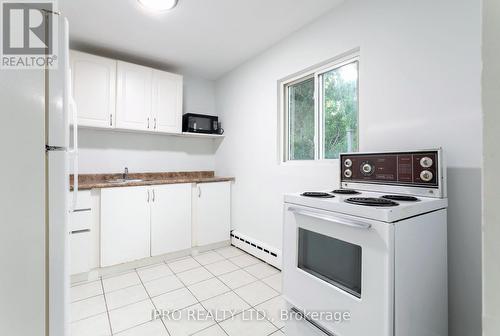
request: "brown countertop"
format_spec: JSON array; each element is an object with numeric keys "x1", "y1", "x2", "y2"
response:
[{"x1": 70, "y1": 171, "x2": 234, "y2": 191}]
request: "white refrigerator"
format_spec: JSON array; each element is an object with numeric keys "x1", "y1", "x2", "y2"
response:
[{"x1": 0, "y1": 11, "x2": 76, "y2": 336}]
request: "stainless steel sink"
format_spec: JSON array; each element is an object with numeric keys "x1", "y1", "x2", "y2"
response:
[{"x1": 106, "y1": 178, "x2": 144, "y2": 184}]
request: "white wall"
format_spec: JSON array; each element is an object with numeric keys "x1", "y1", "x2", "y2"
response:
[
  {"x1": 77, "y1": 75, "x2": 218, "y2": 174},
  {"x1": 215, "y1": 0, "x2": 482, "y2": 335},
  {"x1": 482, "y1": 0, "x2": 500, "y2": 334},
  {"x1": 183, "y1": 76, "x2": 216, "y2": 116}
]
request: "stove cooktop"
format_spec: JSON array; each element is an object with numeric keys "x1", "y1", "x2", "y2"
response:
[
  {"x1": 301, "y1": 192, "x2": 335, "y2": 198},
  {"x1": 286, "y1": 189, "x2": 448, "y2": 222},
  {"x1": 331, "y1": 189, "x2": 361, "y2": 195},
  {"x1": 381, "y1": 195, "x2": 420, "y2": 202},
  {"x1": 345, "y1": 197, "x2": 399, "y2": 207}
]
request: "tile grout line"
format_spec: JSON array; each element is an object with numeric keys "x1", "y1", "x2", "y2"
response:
[
  {"x1": 135, "y1": 267, "x2": 173, "y2": 336},
  {"x1": 200, "y1": 254, "x2": 282, "y2": 331},
  {"x1": 162, "y1": 259, "x2": 229, "y2": 336},
  {"x1": 177, "y1": 252, "x2": 257, "y2": 335},
  {"x1": 169, "y1": 252, "x2": 259, "y2": 335},
  {"x1": 201, "y1": 256, "x2": 281, "y2": 333},
  {"x1": 100, "y1": 277, "x2": 114, "y2": 336},
  {"x1": 193, "y1": 260, "x2": 232, "y2": 336}
]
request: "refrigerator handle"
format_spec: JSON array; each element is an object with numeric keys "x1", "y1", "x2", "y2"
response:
[{"x1": 69, "y1": 96, "x2": 79, "y2": 211}]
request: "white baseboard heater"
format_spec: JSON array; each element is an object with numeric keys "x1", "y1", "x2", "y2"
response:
[{"x1": 230, "y1": 230, "x2": 282, "y2": 270}]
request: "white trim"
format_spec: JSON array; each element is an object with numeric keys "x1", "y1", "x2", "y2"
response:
[
  {"x1": 283, "y1": 74, "x2": 315, "y2": 161},
  {"x1": 317, "y1": 71, "x2": 324, "y2": 160},
  {"x1": 278, "y1": 48, "x2": 361, "y2": 165}
]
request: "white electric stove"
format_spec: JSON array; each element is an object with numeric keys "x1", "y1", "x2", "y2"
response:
[{"x1": 282, "y1": 149, "x2": 448, "y2": 336}]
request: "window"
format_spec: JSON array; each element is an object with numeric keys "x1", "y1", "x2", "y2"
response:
[
  {"x1": 288, "y1": 77, "x2": 315, "y2": 160},
  {"x1": 281, "y1": 53, "x2": 359, "y2": 162}
]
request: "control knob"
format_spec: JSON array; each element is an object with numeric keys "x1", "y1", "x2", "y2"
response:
[
  {"x1": 420, "y1": 170, "x2": 433, "y2": 182},
  {"x1": 420, "y1": 157, "x2": 433, "y2": 168},
  {"x1": 361, "y1": 162, "x2": 374, "y2": 176},
  {"x1": 344, "y1": 169, "x2": 352, "y2": 178},
  {"x1": 344, "y1": 159, "x2": 352, "y2": 168}
]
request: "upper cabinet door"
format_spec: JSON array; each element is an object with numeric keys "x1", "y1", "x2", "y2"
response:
[
  {"x1": 116, "y1": 61, "x2": 152, "y2": 131},
  {"x1": 152, "y1": 70, "x2": 183, "y2": 133},
  {"x1": 70, "y1": 51, "x2": 116, "y2": 128}
]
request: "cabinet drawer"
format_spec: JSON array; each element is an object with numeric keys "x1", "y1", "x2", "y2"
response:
[
  {"x1": 71, "y1": 190, "x2": 92, "y2": 210},
  {"x1": 69, "y1": 210, "x2": 91, "y2": 232},
  {"x1": 70, "y1": 230, "x2": 91, "y2": 275}
]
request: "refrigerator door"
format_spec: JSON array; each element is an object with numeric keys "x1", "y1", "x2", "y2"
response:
[
  {"x1": 48, "y1": 149, "x2": 70, "y2": 336},
  {"x1": 47, "y1": 15, "x2": 69, "y2": 149},
  {"x1": 47, "y1": 15, "x2": 71, "y2": 336},
  {"x1": 0, "y1": 66, "x2": 46, "y2": 336}
]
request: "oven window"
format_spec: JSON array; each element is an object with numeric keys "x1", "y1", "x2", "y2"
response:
[{"x1": 298, "y1": 228, "x2": 362, "y2": 298}]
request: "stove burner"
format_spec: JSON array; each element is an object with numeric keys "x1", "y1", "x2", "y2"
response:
[
  {"x1": 345, "y1": 197, "x2": 399, "y2": 207},
  {"x1": 332, "y1": 189, "x2": 361, "y2": 195},
  {"x1": 301, "y1": 192, "x2": 335, "y2": 198},
  {"x1": 381, "y1": 195, "x2": 420, "y2": 202}
]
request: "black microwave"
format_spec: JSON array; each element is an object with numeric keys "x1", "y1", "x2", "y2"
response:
[{"x1": 182, "y1": 113, "x2": 219, "y2": 134}]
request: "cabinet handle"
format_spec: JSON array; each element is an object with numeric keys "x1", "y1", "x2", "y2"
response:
[
  {"x1": 147, "y1": 189, "x2": 150, "y2": 202},
  {"x1": 154, "y1": 118, "x2": 157, "y2": 129},
  {"x1": 71, "y1": 229, "x2": 90, "y2": 235},
  {"x1": 198, "y1": 186, "x2": 201, "y2": 198},
  {"x1": 110, "y1": 114, "x2": 113, "y2": 126},
  {"x1": 152, "y1": 189, "x2": 155, "y2": 202},
  {"x1": 147, "y1": 117, "x2": 150, "y2": 129},
  {"x1": 73, "y1": 208, "x2": 91, "y2": 212}
]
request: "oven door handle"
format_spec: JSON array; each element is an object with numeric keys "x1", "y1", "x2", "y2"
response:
[
  {"x1": 289, "y1": 307, "x2": 337, "y2": 336},
  {"x1": 288, "y1": 207, "x2": 372, "y2": 230}
]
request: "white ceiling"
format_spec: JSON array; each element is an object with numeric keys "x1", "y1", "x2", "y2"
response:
[{"x1": 59, "y1": 0, "x2": 343, "y2": 79}]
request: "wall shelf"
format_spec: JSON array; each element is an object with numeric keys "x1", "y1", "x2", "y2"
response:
[
  {"x1": 76, "y1": 125, "x2": 224, "y2": 139},
  {"x1": 179, "y1": 132, "x2": 225, "y2": 139}
]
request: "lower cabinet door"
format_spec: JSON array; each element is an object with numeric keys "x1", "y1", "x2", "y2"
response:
[
  {"x1": 70, "y1": 231, "x2": 90, "y2": 275},
  {"x1": 101, "y1": 186, "x2": 151, "y2": 267},
  {"x1": 194, "y1": 181, "x2": 231, "y2": 246},
  {"x1": 151, "y1": 183, "x2": 192, "y2": 256}
]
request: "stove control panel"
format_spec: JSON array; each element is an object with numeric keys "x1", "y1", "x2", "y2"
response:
[{"x1": 340, "y1": 150, "x2": 440, "y2": 188}]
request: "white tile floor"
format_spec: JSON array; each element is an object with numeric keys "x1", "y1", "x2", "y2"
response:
[{"x1": 71, "y1": 246, "x2": 285, "y2": 336}]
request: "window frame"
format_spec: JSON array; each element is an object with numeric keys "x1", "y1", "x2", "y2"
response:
[{"x1": 278, "y1": 50, "x2": 360, "y2": 164}]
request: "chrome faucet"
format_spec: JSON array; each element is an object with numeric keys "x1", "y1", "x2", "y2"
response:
[{"x1": 123, "y1": 167, "x2": 129, "y2": 180}]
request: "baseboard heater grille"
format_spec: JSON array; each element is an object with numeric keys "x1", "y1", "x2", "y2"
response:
[{"x1": 230, "y1": 230, "x2": 282, "y2": 270}]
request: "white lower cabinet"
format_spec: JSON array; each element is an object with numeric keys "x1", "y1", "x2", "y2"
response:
[
  {"x1": 193, "y1": 181, "x2": 231, "y2": 246},
  {"x1": 70, "y1": 231, "x2": 91, "y2": 275},
  {"x1": 69, "y1": 190, "x2": 92, "y2": 275},
  {"x1": 101, "y1": 186, "x2": 151, "y2": 267},
  {"x1": 98, "y1": 181, "x2": 231, "y2": 268},
  {"x1": 151, "y1": 184, "x2": 192, "y2": 256}
]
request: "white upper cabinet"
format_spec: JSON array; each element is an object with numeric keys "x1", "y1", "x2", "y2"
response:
[
  {"x1": 152, "y1": 70, "x2": 183, "y2": 134},
  {"x1": 116, "y1": 61, "x2": 153, "y2": 131},
  {"x1": 70, "y1": 51, "x2": 116, "y2": 128},
  {"x1": 71, "y1": 51, "x2": 186, "y2": 135}
]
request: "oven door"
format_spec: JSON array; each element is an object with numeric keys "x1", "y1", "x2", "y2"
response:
[{"x1": 283, "y1": 203, "x2": 394, "y2": 336}]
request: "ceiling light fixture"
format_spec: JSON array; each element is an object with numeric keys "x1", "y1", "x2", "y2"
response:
[{"x1": 138, "y1": 0, "x2": 178, "y2": 12}]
